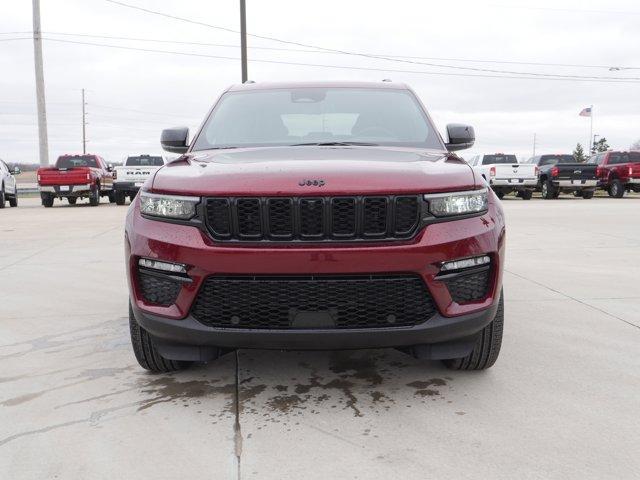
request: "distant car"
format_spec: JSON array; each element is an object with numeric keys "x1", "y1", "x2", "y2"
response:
[
  {"x1": 0, "y1": 158, "x2": 19, "y2": 208},
  {"x1": 524, "y1": 154, "x2": 598, "y2": 199},
  {"x1": 587, "y1": 151, "x2": 640, "y2": 198},
  {"x1": 38, "y1": 154, "x2": 114, "y2": 207},
  {"x1": 113, "y1": 154, "x2": 167, "y2": 205},
  {"x1": 467, "y1": 153, "x2": 537, "y2": 200}
]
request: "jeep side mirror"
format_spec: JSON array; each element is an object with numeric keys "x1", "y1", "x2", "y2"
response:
[
  {"x1": 161, "y1": 127, "x2": 190, "y2": 154},
  {"x1": 11, "y1": 166, "x2": 21, "y2": 175},
  {"x1": 445, "y1": 124, "x2": 475, "y2": 151}
]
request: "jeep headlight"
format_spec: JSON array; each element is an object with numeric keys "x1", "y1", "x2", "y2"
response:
[
  {"x1": 140, "y1": 191, "x2": 199, "y2": 219},
  {"x1": 425, "y1": 188, "x2": 488, "y2": 217}
]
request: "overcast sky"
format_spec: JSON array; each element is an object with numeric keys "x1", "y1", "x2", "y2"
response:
[{"x1": 1, "y1": 0, "x2": 639, "y2": 164}]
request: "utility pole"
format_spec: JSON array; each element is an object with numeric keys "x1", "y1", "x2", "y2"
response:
[
  {"x1": 588, "y1": 104, "x2": 594, "y2": 154},
  {"x1": 240, "y1": 0, "x2": 248, "y2": 83},
  {"x1": 82, "y1": 88, "x2": 87, "y2": 154},
  {"x1": 32, "y1": 0, "x2": 49, "y2": 166},
  {"x1": 532, "y1": 133, "x2": 537, "y2": 157}
]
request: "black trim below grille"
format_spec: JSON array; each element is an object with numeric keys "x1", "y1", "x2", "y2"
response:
[
  {"x1": 191, "y1": 274, "x2": 436, "y2": 329},
  {"x1": 204, "y1": 195, "x2": 421, "y2": 242}
]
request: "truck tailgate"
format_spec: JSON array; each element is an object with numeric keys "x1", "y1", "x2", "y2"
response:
[
  {"x1": 556, "y1": 164, "x2": 597, "y2": 181},
  {"x1": 494, "y1": 164, "x2": 537, "y2": 179},
  {"x1": 38, "y1": 168, "x2": 91, "y2": 186},
  {"x1": 114, "y1": 166, "x2": 159, "y2": 184}
]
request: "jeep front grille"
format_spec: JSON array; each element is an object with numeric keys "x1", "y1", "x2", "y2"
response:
[{"x1": 204, "y1": 195, "x2": 421, "y2": 242}]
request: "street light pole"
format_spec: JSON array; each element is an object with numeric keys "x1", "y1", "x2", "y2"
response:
[
  {"x1": 82, "y1": 88, "x2": 87, "y2": 154},
  {"x1": 240, "y1": 0, "x2": 247, "y2": 83},
  {"x1": 32, "y1": 0, "x2": 49, "y2": 166}
]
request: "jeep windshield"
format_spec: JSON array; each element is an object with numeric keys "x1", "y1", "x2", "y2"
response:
[
  {"x1": 126, "y1": 156, "x2": 164, "y2": 166},
  {"x1": 191, "y1": 87, "x2": 444, "y2": 151}
]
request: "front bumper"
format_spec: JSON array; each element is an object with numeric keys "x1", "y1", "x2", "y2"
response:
[
  {"x1": 627, "y1": 178, "x2": 640, "y2": 185},
  {"x1": 131, "y1": 298, "x2": 499, "y2": 351},
  {"x1": 125, "y1": 195, "x2": 505, "y2": 348}
]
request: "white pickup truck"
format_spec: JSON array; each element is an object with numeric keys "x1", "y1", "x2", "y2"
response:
[
  {"x1": 113, "y1": 154, "x2": 167, "y2": 205},
  {"x1": 467, "y1": 153, "x2": 538, "y2": 200}
]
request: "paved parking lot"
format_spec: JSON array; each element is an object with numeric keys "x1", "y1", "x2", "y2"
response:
[{"x1": 1, "y1": 196, "x2": 639, "y2": 479}]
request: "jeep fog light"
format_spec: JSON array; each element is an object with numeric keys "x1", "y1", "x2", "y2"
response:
[
  {"x1": 138, "y1": 258, "x2": 187, "y2": 274},
  {"x1": 440, "y1": 255, "x2": 490, "y2": 272}
]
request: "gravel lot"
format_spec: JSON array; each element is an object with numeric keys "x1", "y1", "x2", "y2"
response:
[{"x1": 1, "y1": 195, "x2": 639, "y2": 479}]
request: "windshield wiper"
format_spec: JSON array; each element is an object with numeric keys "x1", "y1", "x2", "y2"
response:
[{"x1": 291, "y1": 141, "x2": 379, "y2": 147}]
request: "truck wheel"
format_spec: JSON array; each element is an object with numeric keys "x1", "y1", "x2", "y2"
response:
[
  {"x1": 0, "y1": 187, "x2": 5, "y2": 208},
  {"x1": 108, "y1": 191, "x2": 116, "y2": 204},
  {"x1": 581, "y1": 190, "x2": 595, "y2": 199},
  {"x1": 609, "y1": 179, "x2": 624, "y2": 198},
  {"x1": 41, "y1": 194, "x2": 54, "y2": 208},
  {"x1": 129, "y1": 304, "x2": 191, "y2": 373},
  {"x1": 68, "y1": 197, "x2": 77, "y2": 205},
  {"x1": 115, "y1": 191, "x2": 127, "y2": 205},
  {"x1": 520, "y1": 190, "x2": 533, "y2": 200},
  {"x1": 9, "y1": 193, "x2": 18, "y2": 207},
  {"x1": 541, "y1": 179, "x2": 556, "y2": 199},
  {"x1": 495, "y1": 190, "x2": 505, "y2": 200},
  {"x1": 89, "y1": 186, "x2": 100, "y2": 206},
  {"x1": 443, "y1": 291, "x2": 504, "y2": 371}
]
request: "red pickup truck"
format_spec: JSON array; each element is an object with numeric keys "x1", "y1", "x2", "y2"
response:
[
  {"x1": 588, "y1": 151, "x2": 640, "y2": 197},
  {"x1": 38, "y1": 154, "x2": 114, "y2": 207}
]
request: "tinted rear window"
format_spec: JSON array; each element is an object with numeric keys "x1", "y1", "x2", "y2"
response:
[
  {"x1": 540, "y1": 155, "x2": 575, "y2": 165},
  {"x1": 609, "y1": 152, "x2": 640, "y2": 164},
  {"x1": 56, "y1": 155, "x2": 99, "y2": 168},
  {"x1": 482, "y1": 154, "x2": 517, "y2": 165},
  {"x1": 126, "y1": 156, "x2": 164, "y2": 166}
]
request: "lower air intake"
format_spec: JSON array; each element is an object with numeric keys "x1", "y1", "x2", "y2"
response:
[{"x1": 191, "y1": 274, "x2": 436, "y2": 329}]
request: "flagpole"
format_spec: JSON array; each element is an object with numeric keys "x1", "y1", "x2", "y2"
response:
[{"x1": 589, "y1": 105, "x2": 594, "y2": 154}]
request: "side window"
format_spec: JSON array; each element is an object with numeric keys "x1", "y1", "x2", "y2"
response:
[
  {"x1": 608, "y1": 154, "x2": 622, "y2": 165},
  {"x1": 0, "y1": 160, "x2": 7, "y2": 173}
]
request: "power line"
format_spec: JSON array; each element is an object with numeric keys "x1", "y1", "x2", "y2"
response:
[
  {"x1": 101, "y1": 0, "x2": 640, "y2": 80},
  {"x1": 4, "y1": 30, "x2": 639, "y2": 71},
  {"x1": 490, "y1": 4, "x2": 640, "y2": 16},
  {"x1": 41, "y1": 37, "x2": 640, "y2": 84},
  {"x1": 90, "y1": 103, "x2": 196, "y2": 119}
]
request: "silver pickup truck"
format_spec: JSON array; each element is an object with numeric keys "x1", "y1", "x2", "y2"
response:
[{"x1": 113, "y1": 155, "x2": 167, "y2": 205}]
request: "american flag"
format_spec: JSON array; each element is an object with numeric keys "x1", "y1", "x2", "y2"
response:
[{"x1": 579, "y1": 107, "x2": 592, "y2": 117}]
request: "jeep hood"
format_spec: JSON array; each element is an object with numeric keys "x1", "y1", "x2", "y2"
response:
[{"x1": 150, "y1": 146, "x2": 479, "y2": 196}]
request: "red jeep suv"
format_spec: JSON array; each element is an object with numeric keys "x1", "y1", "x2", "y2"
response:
[
  {"x1": 125, "y1": 82, "x2": 505, "y2": 373},
  {"x1": 588, "y1": 150, "x2": 640, "y2": 197}
]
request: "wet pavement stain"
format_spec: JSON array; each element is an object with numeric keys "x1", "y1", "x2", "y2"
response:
[
  {"x1": 136, "y1": 376, "x2": 236, "y2": 413},
  {"x1": 237, "y1": 350, "x2": 454, "y2": 423},
  {"x1": 407, "y1": 378, "x2": 447, "y2": 397}
]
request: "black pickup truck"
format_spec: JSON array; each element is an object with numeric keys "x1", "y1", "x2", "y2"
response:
[{"x1": 525, "y1": 154, "x2": 598, "y2": 199}]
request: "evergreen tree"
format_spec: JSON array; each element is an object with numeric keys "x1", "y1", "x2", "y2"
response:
[
  {"x1": 591, "y1": 137, "x2": 610, "y2": 154},
  {"x1": 573, "y1": 143, "x2": 586, "y2": 162}
]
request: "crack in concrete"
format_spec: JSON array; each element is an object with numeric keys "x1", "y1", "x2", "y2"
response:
[{"x1": 505, "y1": 269, "x2": 640, "y2": 330}]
